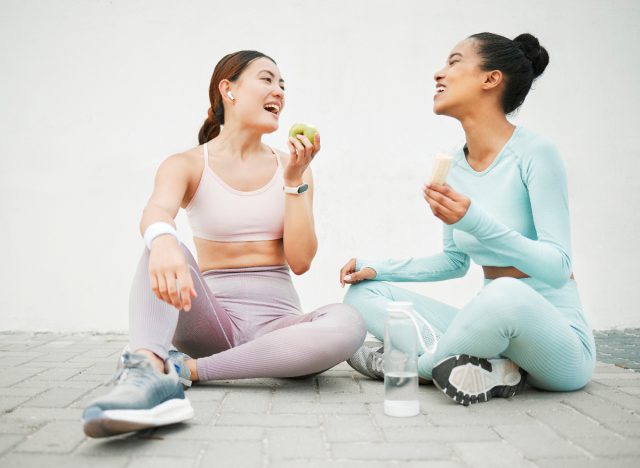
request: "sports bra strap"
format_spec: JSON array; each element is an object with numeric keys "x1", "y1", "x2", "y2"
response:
[{"x1": 203, "y1": 143, "x2": 209, "y2": 168}]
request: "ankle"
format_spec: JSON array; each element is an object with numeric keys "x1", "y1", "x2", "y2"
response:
[
  {"x1": 186, "y1": 359, "x2": 199, "y2": 382},
  {"x1": 135, "y1": 349, "x2": 165, "y2": 374}
]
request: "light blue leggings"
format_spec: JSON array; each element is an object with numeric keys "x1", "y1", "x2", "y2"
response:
[{"x1": 344, "y1": 277, "x2": 596, "y2": 391}]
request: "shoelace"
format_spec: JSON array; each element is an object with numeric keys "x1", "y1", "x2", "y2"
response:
[
  {"x1": 106, "y1": 354, "x2": 150, "y2": 387},
  {"x1": 369, "y1": 349, "x2": 385, "y2": 374}
]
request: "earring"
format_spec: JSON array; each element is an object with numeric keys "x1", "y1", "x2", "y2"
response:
[{"x1": 226, "y1": 91, "x2": 235, "y2": 101}]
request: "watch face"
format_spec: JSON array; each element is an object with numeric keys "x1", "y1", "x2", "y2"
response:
[{"x1": 297, "y1": 183, "x2": 309, "y2": 193}]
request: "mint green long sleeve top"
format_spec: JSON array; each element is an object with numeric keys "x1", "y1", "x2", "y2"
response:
[{"x1": 356, "y1": 127, "x2": 573, "y2": 289}]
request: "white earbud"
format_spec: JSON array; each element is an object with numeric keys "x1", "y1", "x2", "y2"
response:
[{"x1": 226, "y1": 91, "x2": 235, "y2": 101}]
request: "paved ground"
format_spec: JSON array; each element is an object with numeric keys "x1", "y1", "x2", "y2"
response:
[{"x1": 0, "y1": 331, "x2": 639, "y2": 468}]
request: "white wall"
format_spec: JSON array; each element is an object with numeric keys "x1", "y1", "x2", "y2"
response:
[{"x1": 1, "y1": 0, "x2": 639, "y2": 331}]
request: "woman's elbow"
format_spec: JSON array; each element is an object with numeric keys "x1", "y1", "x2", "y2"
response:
[
  {"x1": 290, "y1": 261, "x2": 312, "y2": 275},
  {"x1": 541, "y1": 259, "x2": 573, "y2": 288}
]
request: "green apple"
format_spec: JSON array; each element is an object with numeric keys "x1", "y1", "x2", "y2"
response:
[{"x1": 288, "y1": 123, "x2": 318, "y2": 144}]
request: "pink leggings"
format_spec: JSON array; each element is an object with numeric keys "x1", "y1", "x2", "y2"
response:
[{"x1": 128, "y1": 246, "x2": 366, "y2": 381}]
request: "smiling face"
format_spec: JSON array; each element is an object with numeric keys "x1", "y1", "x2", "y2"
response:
[
  {"x1": 223, "y1": 57, "x2": 286, "y2": 134},
  {"x1": 433, "y1": 39, "x2": 495, "y2": 119}
]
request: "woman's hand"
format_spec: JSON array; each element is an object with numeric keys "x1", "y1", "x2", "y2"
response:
[
  {"x1": 339, "y1": 258, "x2": 377, "y2": 287},
  {"x1": 148, "y1": 236, "x2": 197, "y2": 311},
  {"x1": 423, "y1": 183, "x2": 471, "y2": 225},
  {"x1": 284, "y1": 133, "x2": 320, "y2": 185}
]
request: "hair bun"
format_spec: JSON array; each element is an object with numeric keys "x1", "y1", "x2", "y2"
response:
[{"x1": 513, "y1": 33, "x2": 549, "y2": 77}]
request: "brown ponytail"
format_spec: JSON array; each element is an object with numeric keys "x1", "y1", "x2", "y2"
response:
[{"x1": 198, "y1": 50, "x2": 277, "y2": 144}]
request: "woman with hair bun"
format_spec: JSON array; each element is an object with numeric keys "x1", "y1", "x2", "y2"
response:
[
  {"x1": 341, "y1": 33, "x2": 595, "y2": 405},
  {"x1": 82, "y1": 50, "x2": 366, "y2": 437}
]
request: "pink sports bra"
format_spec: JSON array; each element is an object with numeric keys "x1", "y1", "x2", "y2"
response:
[{"x1": 185, "y1": 144, "x2": 285, "y2": 242}]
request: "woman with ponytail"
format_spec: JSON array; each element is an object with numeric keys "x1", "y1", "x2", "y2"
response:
[
  {"x1": 82, "y1": 51, "x2": 366, "y2": 437},
  {"x1": 341, "y1": 33, "x2": 595, "y2": 405}
]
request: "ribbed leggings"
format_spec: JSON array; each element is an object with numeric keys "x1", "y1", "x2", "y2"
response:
[
  {"x1": 129, "y1": 246, "x2": 366, "y2": 381},
  {"x1": 344, "y1": 277, "x2": 595, "y2": 391}
]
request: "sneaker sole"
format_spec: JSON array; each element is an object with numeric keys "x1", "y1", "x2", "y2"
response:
[
  {"x1": 432, "y1": 355, "x2": 527, "y2": 406},
  {"x1": 83, "y1": 397, "x2": 194, "y2": 438}
]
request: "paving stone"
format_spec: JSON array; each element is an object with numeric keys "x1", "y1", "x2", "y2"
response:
[
  {"x1": 199, "y1": 441, "x2": 263, "y2": 468},
  {"x1": 0, "y1": 419, "x2": 43, "y2": 435},
  {"x1": 0, "y1": 453, "x2": 130, "y2": 468},
  {"x1": 319, "y1": 392, "x2": 384, "y2": 403},
  {"x1": 0, "y1": 387, "x2": 46, "y2": 398},
  {"x1": 0, "y1": 434, "x2": 24, "y2": 455},
  {"x1": 189, "y1": 399, "x2": 220, "y2": 425},
  {"x1": 3, "y1": 407, "x2": 84, "y2": 422},
  {"x1": 427, "y1": 410, "x2": 534, "y2": 427},
  {"x1": 317, "y1": 375, "x2": 361, "y2": 394},
  {"x1": 0, "y1": 396, "x2": 32, "y2": 413},
  {"x1": 15, "y1": 421, "x2": 86, "y2": 453},
  {"x1": 382, "y1": 425, "x2": 500, "y2": 442},
  {"x1": 331, "y1": 441, "x2": 451, "y2": 460},
  {"x1": 21, "y1": 386, "x2": 89, "y2": 408},
  {"x1": 453, "y1": 441, "x2": 533, "y2": 467},
  {"x1": 271, "y1": 388, "x2": 318, "y2": 403},
  {"x1": 370, "y1": 405, "x2": 431, "y2": 428},
  {"x1": 584, "y1": 387, "x2": 640, "y2": 412},
  {"x1": 0, "y1": 352, "x2": 44, "y2": 366},
  {"x1": 535, "y1": 457, "x2": 640, "y2": 468},
  {"x1": 599, "y1": 421, "x2": 640, "y2": 437},
  {"x1": 528, "y1": 406, "x2": 623, "y2": 440},
  {"x1": 271, "y1": 462, "x2": 390, "y2": 468},
  {"x1": 126, "y1": 456, "x2": 199, "y2": 468},
  {"x1": 181, "y1": 387, "x2": 226, "y2": 402},
  {"x1": 27, "y1": 367, "x2": 84, "y2": 382},
  {"x1": 220, "y1": 390, "x2": 271, "y2": 413},
  {"x1": 270, "y1": 401, "x2": 368, "y2": 414},
  {"x1": 77, "y1": 436, "x2": 205, "y2": 457},
  {"x1": 0, "y1": 369, "x2": 44, "y2": 387},
  {"x1": 216, "y1": 413, "x2": 318, "y2": 427},
  {"x1": 492, "y1": 423, "x2": 586, "y2": 459},
  {"x1": 267, "y1": 427, "x2": 326, "y2": 459},
  {"x1": 570, "y1": 436, "x2": 640, "y2": 457},
  {"x1": 561, "y1": 391, "x2": 640, "y2": 423},
  {"x1": 323, "y1": 414, "x2": 382, "y2": 442},
  {"x1": 153, "y1": 424, "x2": 264, "y2": 441}
]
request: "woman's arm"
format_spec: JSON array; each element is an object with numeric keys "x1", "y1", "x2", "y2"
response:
[
  {"x1": 340, "y1": 223, "x2": 470, "y2": 284},
  {"x1": 426, "y1": 141, "x2": 573, "y2": 288},
  {"x1": 282, "y1": 135, "x2": 319, "y2": 275},
  {"x1": 140, "y1": 154, "x2": 198, "y2": 310}
]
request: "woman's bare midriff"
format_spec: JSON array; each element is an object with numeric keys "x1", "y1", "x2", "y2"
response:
[{"x1": 194, "y1": 237, "x2": 287, "y2": 271}]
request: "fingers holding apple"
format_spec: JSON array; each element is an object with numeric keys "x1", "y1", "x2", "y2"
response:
[{"x1": 289, "y1": 123, "x2": 320, "y2": 157}]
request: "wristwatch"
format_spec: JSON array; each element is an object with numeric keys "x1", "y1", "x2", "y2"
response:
[{"x1": 283, "y1": 183, "x2": 309, "y2": 195}]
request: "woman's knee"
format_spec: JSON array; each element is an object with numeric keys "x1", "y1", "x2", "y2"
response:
[
  {"x1": 342, "y1": 281, "x2": 370, "y2": 306},
  {"x1": 320, "y1": 303, "x2": 367, "y2": 355}
]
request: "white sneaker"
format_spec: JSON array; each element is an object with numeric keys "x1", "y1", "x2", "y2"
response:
[{"x1": 432, "y1": 354, "x2": 527, "y2": 406}]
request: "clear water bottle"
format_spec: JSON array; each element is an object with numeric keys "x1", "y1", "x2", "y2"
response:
[{"x1": 384, "y1": 301, "x2": 420, "y2": 417}]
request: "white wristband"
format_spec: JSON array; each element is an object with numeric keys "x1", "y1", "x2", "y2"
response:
[{"x1": 143, "y1": 222, "x2": 179, "y2": 250}]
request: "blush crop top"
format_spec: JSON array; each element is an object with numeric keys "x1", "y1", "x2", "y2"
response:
[{"x1": 185, "y1": 144, "x2": 285, "y2": 242}]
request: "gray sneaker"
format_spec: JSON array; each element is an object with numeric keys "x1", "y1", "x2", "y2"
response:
[
  {"x1": 346, "y1": 340, "x2": 384, "y2": 380},
  {"x1": 82, "y1": 352, "x2": 194, "y2": 438},
  {"x1": 167, "y1": 349, "x2": 193, "y2": 389}
]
